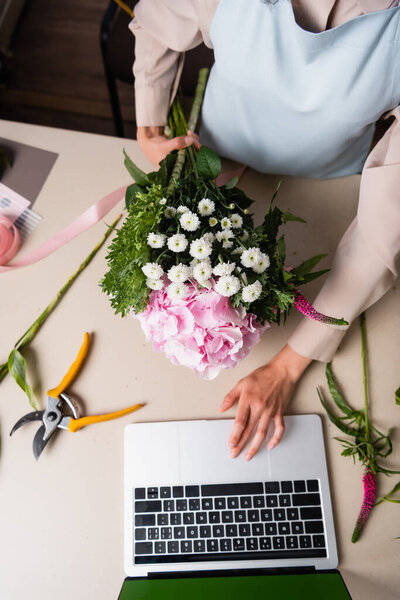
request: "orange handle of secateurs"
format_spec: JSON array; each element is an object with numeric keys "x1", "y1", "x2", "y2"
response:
[
  {"x1": 47, "y1": 332, "x2": 90, "y2": 399},
  {"x1": 67, "y1": 403, "x2": 143, "y2": 432}
]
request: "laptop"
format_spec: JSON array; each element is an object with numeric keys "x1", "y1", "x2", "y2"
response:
[{"x1": 119, "y1": 415, "x2": 351, "y2": 598}]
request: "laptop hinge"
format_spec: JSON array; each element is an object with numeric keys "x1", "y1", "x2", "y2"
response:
[{"x1": 148, "y1": 566, "x2": 316, "y2": 579}]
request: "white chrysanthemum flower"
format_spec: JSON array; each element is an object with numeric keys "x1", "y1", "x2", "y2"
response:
[
  {"x1": 232, "y1": 246, "x2": 245, "y2": 255},
  {"x1": 240, "y1": 231, "x2": 249, "y2": 241},
  {"x1": 220, "y1": 217, "x2": 232, "y2": 230},
  {"x1": 146, "y1": 278, "x2": 164, "y2": 290},
  {"x1": 141, "y1": 262, "x2": 163, "y2": 280},
  {"x1": 167, "y1": 282, "x2": 189, "y2": 300},
  {"x1": 215, "y1": 275, "x2": 241, "y2": 297},
  {"x1": 180, "y1": 211, "x2": 200, "y2": 232},
  {"x1": 198, "y1": 198, "x2": 215, "y2": 216},
  {"x1": 167, "y1": 233, "x2": 188, "y2": 253},
  {"x1": 168, "y1": 263, "x2": 190, "y2": 283},
  {"x1": 213, "y1": 262, "x2": 236, "y2": 276},
  {"x1": 193, "y1": 261, "x2": 212, "y2": 282},
  {"x1": 241, "y1": 247, "x2": 261, "y2": 268},
  {"x1": 231, "y1": 213, "x2": 243, "y2": 228},
  {"x1": 201, "y1": 232, "x2": 215, "y2": 243},
  {"x1": 147, "y1": 232, "x2": 166, "y2": 248},
  {"x1": 252, "y1": 252, "x2": 270, "y2": 274},
  {"x1": 189, "y1": 238, "x2": 212, "y2": 260},
  {"x1": 242, "y1": 280, "x2": 262, "y2": 303},
  {"x1": 164, "y1": 206, "x2": 176, "y2": 218},
  {"x1": 209, "y1": 217, "x2": 218, "y2": 227},
  {"x1": 159, "y1": 197, "x2": 167, "y2": 205},
  {"x1": 216, "y1": 230, "x2": 234, "y2": 244},
  {"x1": 177, "y1": 205, "x2": 189, "y2": 214}
]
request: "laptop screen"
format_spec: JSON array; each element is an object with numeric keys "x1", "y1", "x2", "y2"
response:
[{"x1": 118, "y1": 571, "x2": 351, "y2": 599}]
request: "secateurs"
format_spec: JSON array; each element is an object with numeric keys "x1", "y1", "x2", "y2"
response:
[{"x1": 10, "y1": 332, "x2": 143, "y2": 459}]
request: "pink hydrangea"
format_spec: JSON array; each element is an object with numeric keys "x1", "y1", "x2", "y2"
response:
[{"x1": 133, "y1": 280, "x2": 268, "y2": 380}]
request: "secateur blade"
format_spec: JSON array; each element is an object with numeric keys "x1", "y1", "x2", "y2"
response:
[
  {"x1": 10, "y1": 411, "x2": 44, "y2": 437},
  {"x1": 33, "y1": 424, "x2": 51, "y2": 461}
]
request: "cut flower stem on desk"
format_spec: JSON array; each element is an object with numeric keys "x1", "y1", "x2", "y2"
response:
[
  {"x1": 0, "y1": 214, "x2": 122, "y2": 408},
  {"x1": 318, "y1": 312, "x2": 400, "y2": 542}
]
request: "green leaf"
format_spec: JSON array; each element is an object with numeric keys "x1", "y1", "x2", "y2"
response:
[
  {"x1": 281, "y1": 211, "x2": 306, "y2": 224},
  {"x1": 395, "y1": 386, "x2": 400, "y2": 405},
  {"x1": 195, "y1": 146, "x2": 221, "y2": 179},
  {"x1": 292, "y1": 253, "x2": 327, "y2": 278},
  {"x1": 277, "y1": 236, "x2": 286, "y2": 259},
  {"x1": 270, "y1": 179, "x2": 283, "y2": 206},
  {"x1": 326, "y1": 363, "x2": 354, "y2": 416},
  {"x1": 317, "y1": 388, "x2": 357, "y2": 436},
  {"x1": 123, "y1": 149, "x2": 150, "y2": 186},
  {"x1": 8, "y1": 349, "x2": 38, "y2": 409},
  {"x1": 125, "y1": 183, "x2": 143, "y2": 210},
  {"x1": 299, "y1": 269, "x2": 330, "y2": 284},
  {"x1": 224, "y1": 175, "x2": 239, "y2": 189}
]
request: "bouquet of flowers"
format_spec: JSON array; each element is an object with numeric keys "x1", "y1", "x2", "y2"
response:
[{"x1": 101, "y1": 69, "x2": 346, "y2": 379}]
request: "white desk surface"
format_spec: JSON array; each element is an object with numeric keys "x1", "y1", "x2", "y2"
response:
[{"x1": 0, "y1": 120, "x2": 399, "y2": 600}]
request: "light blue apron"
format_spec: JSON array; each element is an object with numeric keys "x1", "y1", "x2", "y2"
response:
[{"x1": 200, "y1": 0, "x2": 400, "y2": 178}]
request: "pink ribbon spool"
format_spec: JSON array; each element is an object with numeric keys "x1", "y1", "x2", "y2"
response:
[{"x1": 0, "y1": 216, "x2": 21, "y2": 266}]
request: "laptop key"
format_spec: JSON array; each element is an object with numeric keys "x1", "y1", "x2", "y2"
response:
[
  {"x1": 253, "y1": 496, "x2": 265, "y2": 508},
  {"x1": 147, "y1": 487, "x2": 158, "y2": 499},
  {"x1": 200, "y1": 526, "x2": 211, "y2": 538},
  {"x1": 161, "y1": 527, "x2": 172, "y2": 539},
  {"x1": 176, "y1": 500, "x2": 187, "y2": 511},
  {"x1": 265, "y1": 523, "x2": 277, "y2": 535},
  {"x1": 260, "y1": 509, "x2": 273, "y2": 521},
  {"x1": 300, "y1": 507, "x2": 322, "y2": 520},
  {"x1": 292, "y1": 493, "x2": 321, "y2": 507},
  {"x1": 207, "y1": 540, "x2": 218, "y2": 552},
  {"x1": 299, "y1": 535, "x2": 312, "y2": 548},
  {"x1": 234, "y1": 510, "x2": 246, "y2": 522},
  {"x1": 226, "y1": 525, "x2": 238, "y2": 537},
  {"x1": 247, "y1": 510, "x2": 259, "y2": 522},
  {"x1": 286, "y1": 536, "x2": 298, "y2": 549},
  {"x1": 181, "y1": 540, "x2": 192, "y2": 553},
  {"x1": 266, "y1": 496, "x2": 278, "y2": 508},
  {"x1": 246, "y1": 537, "x2": 258, "y2": 551},
  {"x1": 170, "y1": 513, "x2": 181, "y2": 526},
  {"x1": 273, "y1": 509, "x2": 285, "y2": 521},
  {"x1": 160, "y1": 487, "x2": 171, "y2": 498},
  {"x1": 252, "y1": 523, "x2": 263, "y2": 536},
  {"x1": 174, "y1": 527, "x2": 185, "y2": 538},
  {"x1": 134, "y1": 528, "x2": 146, "y2": 540},
  {"x1": 157, "y1": 514, "x2": 169, "y2": 526},
  {"x1": 239, "y1": 524, "x2": 251, "y2": 536},
  {"x1": 202, "y1": 498, "x2": 213, "y2": 510},
  {"x1": 185, "y1": 486, "x2": 200, "y2": 497},
  {"x1": 220, "y1": 538, "x2": 232, "y2": 552},
  {"x1": 213, "y1": 525, "x2": 224, "y2": 537},
  {"x1": 172, "y1": 486, "x2": 184, "y2": 498},
  {"x1": 209, "y1": 512, "x2": 220, "y2": 524},
  {"x1": 260, "y1": 537, "x2": 272, "y2": 550},
  {"x1": 294, "y1": 480, "x2": 306, "y2": 493},
  {"x1": 155, "y1": 542, "x2": 166, "y2": 553},
  {"x1": 135, "y1": 514, "x2": 155, "y2": 527},
  {"x1": 187, "y1": 526, "x2": 198, "y2": 538},
  {"x1": 233, "y1": 538, "x2": 245, "y2": 551},
  {"x1": 278, "y1": 522, "x2": 290, "y2": 535},
  {"x1": 307, "y1": 480, "x2": 319, "y2": 492},
  {"x1": 135, "y1": 500, "x2": 161, "y2": 513},
  {"x1": 291, "y1": 521, "x2": 304, "y2": 534},
  {"x1": 227, "y1": 497, "x2": 239, "y2": 509},
  {"x1": 148, "y1": 528, "x2": 159, "y2": 540},
  {"x1": 183, "y1": 513, "x2": 195, "y2": 525},
  {"x1": 287, "y1": 508, "x2": 299, "y2": 520},
  {"x1": 135, "y1": 542, "x2": 153, "y2": 554},
  {"x1": 222, "y1": 511, "x2": 234, "y2": 523},
  {"x1": 189, "y1": 499, "x2": 200, "y2": 511},
  {"x1": 281, "y1": 481, "x2": 293, "y2": 493},
  {"x1": 272, "y1": 536, "x2": 285, "y2": 550},
  {"x1": 313, "y1": 535, "x2": 326, "y2": 548},
  {"x1": 265, "y1": 481, "x2": 280, "y2": 494},
  {"x1": 135, "y1": 488, "x2": 145, "y2": 499},
  {"x1": 196, "y1": 512, "x2": 207, "y2": 524},
  {"x1": 215, "y1": 498, "x2": 226, "y2": 510},
  {"x1": 305, "y1": 521, "x2": 324, "y2": 534},
  {"x1": 163, "y1": 500, "x2": 175, "y2": 512},
  {"x1": 279, "y1": 495, "x2": 291, "y2": 507},
  {"x1": 168, "y1": 541, "x2": 179, "y2": 553},
  {"x1": 240, "y1": 497, "x2": 251, "y2": 508},
  {"x1": 194, "y1": 540, "x2": 206, "y2": 552}
]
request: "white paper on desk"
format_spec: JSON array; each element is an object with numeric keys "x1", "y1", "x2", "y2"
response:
[{"x1": 0, "y1": 182, "x2": 42, "y2": 241}]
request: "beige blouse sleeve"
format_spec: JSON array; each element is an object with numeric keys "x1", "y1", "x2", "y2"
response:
[
  {"x1": 129, "y1": 0, "x2": 216, "y2": 126},
  {"x1": 288, "y1": 107, "x2": 400, "y2": 361}
]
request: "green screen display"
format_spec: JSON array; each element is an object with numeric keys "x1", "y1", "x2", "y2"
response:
[{"x1": 119, "y1": 572, "x2": 351, "y2": 600}]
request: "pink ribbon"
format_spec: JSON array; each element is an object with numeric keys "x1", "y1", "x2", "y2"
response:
[{"x1": 0, "y1": 186, "x2": 126, "y2": 272}]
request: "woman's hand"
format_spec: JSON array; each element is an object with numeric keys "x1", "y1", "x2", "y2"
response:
[
  {"x1": 220, "y1": 344, "x2": 312, "y2": 460},
  {"x1": 137, "y1": 126, "x2": 201, "y2": 166}
]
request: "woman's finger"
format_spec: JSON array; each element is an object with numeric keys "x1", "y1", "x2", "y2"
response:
[
  {"x1": 230, "y1": 410, "x2": 260, "y2": 458},
  {"x1": 220, "y1": 381, "x2": 242, "y2": 412},
  {"x1": 228, "y1": 400, "x2": 250, "y2": 451},
  {"x1": 163, "y1": 135, "x2": 196, "y2": 153},
  {"x1": 267, "y1": 414, "x2": 286, "y2": 450},
  {"x1": 187, "y1": 130, "x2": 202, "y2": 150},
  {"x1": 243, "y1": 411, "x2": 273, "y2": 461}
]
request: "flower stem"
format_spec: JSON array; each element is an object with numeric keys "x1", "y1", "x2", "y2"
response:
[
  {"x1": 360, "y1": 312, "x2": 370, "y2": 442},
  {"x1": 0, "y1": 213, "x2": 123, "y2": 385}
]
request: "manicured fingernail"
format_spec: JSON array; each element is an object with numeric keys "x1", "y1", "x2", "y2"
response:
[
  {"x1": 268, "y1": 443, "x2": 275, "y2": 450},
  {"x1": 228, "y1": 441, "x2": 235, "y2": 448},
  {"x1": 245, "y1": 453, "x2": 252, "y2": 461},
  {"x1": 230, "y1": 449, "x2": 238, "y2": 458}
]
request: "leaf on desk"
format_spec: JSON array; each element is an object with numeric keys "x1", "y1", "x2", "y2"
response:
[
  {"x1": 395, "y1": 386, "x2": 400, "y2": 405},
  {"x1": 7, "y1": 349, "x2": 38, "y2": 410}
]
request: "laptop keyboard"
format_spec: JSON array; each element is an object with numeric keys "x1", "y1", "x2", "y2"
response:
[{"x1": 132, "y1": 480, "x2": 327, "y2": 564}]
